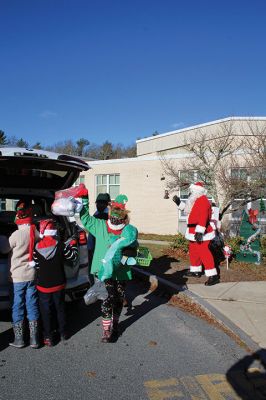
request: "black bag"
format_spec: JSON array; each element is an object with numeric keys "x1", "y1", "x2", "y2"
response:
[{"x1": 209, "y1": 231, "x2": 225, "y2": 263}]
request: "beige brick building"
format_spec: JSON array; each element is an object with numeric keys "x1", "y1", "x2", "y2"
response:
[{"x1": 83, "y1": 117, "x2": 266, "y2": 235}]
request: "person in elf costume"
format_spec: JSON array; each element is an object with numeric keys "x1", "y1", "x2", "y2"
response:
[
  {"x1": 8, "y1": 200, "x2": 40, "y2": 348},
  {"x1": 78, "y1": 186, "x2": 138, "y2": 343},
  {"x1": 173, "y1": 182, "x2": 219, "y2": 286}
]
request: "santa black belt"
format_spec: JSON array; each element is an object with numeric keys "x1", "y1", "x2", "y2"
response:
[{"x1": 187, "y1": 223, "x2": 210, "y2": 228}]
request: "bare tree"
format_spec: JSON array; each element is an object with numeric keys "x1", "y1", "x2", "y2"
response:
[
  {"x1": 161, "y1": 120, "x2": 266, "y2": 220},
  {"x1": 46, "y1": 140, "x2": 77, "y2": 155}
]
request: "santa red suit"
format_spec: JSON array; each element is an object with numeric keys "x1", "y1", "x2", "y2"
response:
[{"x1": 178, "y1": 182, "x2": 218, "y2": 278}]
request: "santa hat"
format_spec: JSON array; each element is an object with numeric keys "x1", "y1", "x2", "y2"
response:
[
  {"x1": 15, "y1": 200, "x2": 35, "y2": 266},
  {"x1": 37, "y1": 219, "x2": 58, "y2": 258},
  {"x1": 39, "y1": 219, "x2": 57, "y2": 238},
  {"x1": 189, "y1": 182, "x2": 207, "y2": 195},
  {"x1": 111, "y1": 194, "x2": 128, "y2": 210}
]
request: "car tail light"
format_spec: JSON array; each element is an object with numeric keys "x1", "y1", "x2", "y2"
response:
[{"x1": 78, "y1": 231, "x2": 87, "y2": 245}]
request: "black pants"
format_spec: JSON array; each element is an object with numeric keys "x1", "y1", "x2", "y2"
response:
[
  {"x1": 101, "y1": 279, "x2": 126, "y2": 319},
  {"x1": 38, "y1": 290, "x2": 66, "y2": 338}
]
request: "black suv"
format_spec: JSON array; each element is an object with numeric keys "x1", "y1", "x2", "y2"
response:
[{"x1": 0, "y1": 147, "x2": 90, "y2": 309}]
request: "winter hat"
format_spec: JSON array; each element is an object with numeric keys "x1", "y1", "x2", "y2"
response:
[
  {"x1": 36, "y1": 219, "x2": 58, "y2": 259},
  {"x1": 189, "y1": 182, "x2": 207, "y2": 195},
  {"x1": 39, "y1": 219, "x2": 57, "y2": 238},
  {"x1": 15, "y1": 200, "x2": 35, "y2": 266},
  {"x1": 111, "y1": 194, "x2": 128, "y2": 210},
  {"x1": 15, "y1": 200, "x2": 33, "y2": 225},
  {"x1": 96, "y1": 193, "x2": 111, "y2": 203}
]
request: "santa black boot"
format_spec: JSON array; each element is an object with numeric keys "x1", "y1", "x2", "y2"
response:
[
  {"x1": 184, "y1": 270, "x2": 202, "y2": 278},
  {"x1": 205, "y1": 275, "x2": 220, "y2": 286}
]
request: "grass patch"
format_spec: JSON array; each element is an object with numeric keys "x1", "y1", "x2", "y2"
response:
[
  {"x1": 140, "y1": 243, "x2": 169, "y2": 259},
  {"x1": 138, "y1": 233, "x2": 176, "y2": 241}
]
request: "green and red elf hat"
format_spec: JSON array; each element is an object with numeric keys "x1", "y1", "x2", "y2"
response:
[
  {"x1": 15, "y1": 200, "x2": 35, "y2": 267},
  {"x1": 111, "y1": 194, "x2": 128, "y2": 210}
]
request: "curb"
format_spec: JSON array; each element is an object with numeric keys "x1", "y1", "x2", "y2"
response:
[
  {"x1": 138, "y1": 239, "x2": 170, "y2": 246},
  {"x1": 132, "y1": 266, "x2": 261, "y2": 354}
]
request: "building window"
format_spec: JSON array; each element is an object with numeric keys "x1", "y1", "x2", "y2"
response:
[
  {"x1": 0, "y1": 199, "x2": 18, "y2": 211},
  {"x1": 96, "y1": 174, "x2": 120, "y2": 200},
  {"x1": 0, "y1": 199, "x2": 6, "y2": 211}
]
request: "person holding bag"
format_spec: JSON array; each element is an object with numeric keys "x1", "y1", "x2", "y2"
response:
[{"x1": 77, "y1": 186, "x2": 138, "y2": 343}]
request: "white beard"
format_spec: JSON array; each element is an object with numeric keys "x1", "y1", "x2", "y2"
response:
[{"x1": 184, "y1": 192, "x2": 203, "y2": 214}]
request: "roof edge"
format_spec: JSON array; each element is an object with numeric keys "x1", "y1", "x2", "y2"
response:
[{"x1": 136, "y1": 116, "x2": 266, "y2": 144}]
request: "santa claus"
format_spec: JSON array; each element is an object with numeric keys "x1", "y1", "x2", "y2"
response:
[{"x1": 173, "y1": 182, "x2": 220, "y2": 286}]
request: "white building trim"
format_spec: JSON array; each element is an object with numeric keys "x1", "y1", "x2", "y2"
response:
[{"x1": 136, "y1": 116, "x2": 266, "y2": 144}]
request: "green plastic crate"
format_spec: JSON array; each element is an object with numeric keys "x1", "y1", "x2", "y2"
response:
[{"x1": 136, "y1": 246, "x2": 153, "y2": 267}]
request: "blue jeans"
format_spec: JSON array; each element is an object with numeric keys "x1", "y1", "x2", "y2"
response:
[{"x1": 12, "y1": 281, "x2": 39, "y2": 324}]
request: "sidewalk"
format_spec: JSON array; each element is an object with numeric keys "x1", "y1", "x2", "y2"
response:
[
  {"x1": 187, "y1": 281, "x2": 266, "y2": 349},
  {"x1": 133, "y1": 266, "x2": 266, "y2": 352}
]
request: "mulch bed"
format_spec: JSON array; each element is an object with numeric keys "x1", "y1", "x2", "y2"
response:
[
  {"x1": 136, "y1": 244, "x2": 265, "y2": 350},
  {"x1": 143, "y1": 247, "x2": 266, "y2": 286}
]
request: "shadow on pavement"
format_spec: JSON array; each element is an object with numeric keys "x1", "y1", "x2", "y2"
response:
[
  {"x1": 66, "y1": 298, "x2": 102, "y2": 338},
  {"x1": 119, "y1": 268, "x2": 187, "y2": 337},
  {"x1": 0, "y1": 328, "x2": 13, "y2": 352},
  {"x1": 136, "y1": 255, "x2": 188, "y2": 288},
  {"x1": 0, "y1": 310, "x2": 12, "y2": 352},
  {"x1": 147, "y1": 255, "x2": 189, "y2": 285},
  {"x1": 226, "y1": 349, "x2": 266, "y2": 399}
]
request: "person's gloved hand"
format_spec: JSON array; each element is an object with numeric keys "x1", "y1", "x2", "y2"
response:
[
  {"x1": 172, "y1": 195, "x2": 181, "y2": 206},
  {"x1": 195, "y1": 232, "x2": 204, "y2": 243},
  {"x1": 74, "y1": 183, "x2": 88, "y2": 198}
]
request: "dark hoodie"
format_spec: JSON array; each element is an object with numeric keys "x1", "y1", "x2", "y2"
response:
[{"x1": 33, "y1": 237, "x2": 78, "y2": 293}]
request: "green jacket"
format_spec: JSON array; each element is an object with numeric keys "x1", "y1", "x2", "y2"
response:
[{"x1": 80, "y1": 198, "x2": 138, "y2": 281}]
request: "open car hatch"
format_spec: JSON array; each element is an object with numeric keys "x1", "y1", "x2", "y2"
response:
[{"x1": 0, "y1": 147, "x2": 90, "y2": 192}]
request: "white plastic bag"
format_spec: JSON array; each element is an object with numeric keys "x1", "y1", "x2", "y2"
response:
[
  {"x1": 51, "y1": 197, "x2": 82, "y2": 216},
  {"x1": 83, "y1": 278, "x2": 108, "y2": 305}
]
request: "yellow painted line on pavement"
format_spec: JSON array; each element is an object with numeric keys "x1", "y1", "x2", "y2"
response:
[
  {"x1": 196, "y1": 374, "x2": 240, "y2": 399},
  {"x1": 145, "y1": 373, "x2": 243, "y2": 399},
  {"x1": 144, "y1": 378, "x2": 184, "y2": 400},
  {"x1": 180, "y1": 376, "x2": 209, "y2": 400}
]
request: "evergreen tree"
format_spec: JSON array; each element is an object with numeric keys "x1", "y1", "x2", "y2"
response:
[
  {"x1": 0, "y1": 130, "x2": 7, "y2": 145},
  {"x1": 16, "y1": 138, "x2": 29, "y2": 148}
]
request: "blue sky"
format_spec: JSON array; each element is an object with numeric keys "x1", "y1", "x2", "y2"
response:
[{"x1": 1, "y1": 0, "x2": 266, "y2": 147}]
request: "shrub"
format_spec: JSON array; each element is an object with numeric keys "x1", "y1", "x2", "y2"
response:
[
  {"x1": 170, "y1": 233, "x2": 189, "y2": 254},
  {"x1": 223, "y1": 235, "x2": 243, "y2": 256}
]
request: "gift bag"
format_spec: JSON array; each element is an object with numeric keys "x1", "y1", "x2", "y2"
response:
[
  {"x1": 51, "y1": 197, "x2": 82, "y2": 216},
  {"x1": 51, "y1": 184, "x2": 84, "y2": 216},
  {"x1": 54, "y1": 184, "x2": 86, "y2": 199},
  {"x1": 83, "y1": 278, "x2": 108, "y2": 305}
]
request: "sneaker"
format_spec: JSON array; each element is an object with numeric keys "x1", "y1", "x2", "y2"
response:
[
  {"x1": 60, "y1": 332, "x2": 69, "y2": 342},
  {"x1": 43, "y1": 337, "x2": 53, "y2": 347},
  {"x1": 101, "y1": 330, "x2": 112, "y2": 343}
]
